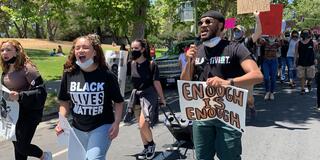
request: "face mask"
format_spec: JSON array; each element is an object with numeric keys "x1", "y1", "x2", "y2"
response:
[
  {"x1": 76, "y1": 58, "x2": 94, "y2": 70},
  {"x1": 5, "y1": 56, "x2": 17, "y2": 64},
  {"x1": 301, "y1": 32, "x2": 309, "y2": 40},
  {"x1": 131, "y1": 50, "x2": 142, "y2": 60},
  {"x1": 203, "y1": 37, "x2": 221, "y2": 48},
  {"x1": 269, "y1": 38, "x2": 276, "y2": 43},
  {"x1": 233, "y1": 31, "x2": 243, "y2": 41}
]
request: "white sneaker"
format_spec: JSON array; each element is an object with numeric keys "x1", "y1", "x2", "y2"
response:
[
  {"x1": 43, "y1": 152, "x2": 52, "y2": 160},
  {"x1": 269, "y1": 93, "x2": 274, "y2": 100},
  {"x1": 264, "y1": 92, "x2": 270, "y2": 100}
]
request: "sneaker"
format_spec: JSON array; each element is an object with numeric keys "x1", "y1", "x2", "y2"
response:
[
  {"x1": 301, "y1": 89, "x2": 305, "y2": 95},
  {"x1": 307, "y1": 84, "x2": 312, "y2": 92},
  {"x1": 289, "y1": 83, "x2": 296, "y2": 89},
  {"x1": 146, "y1": 143, "x2": 156, "y2": 160},
  {"x1": 269, "y1": 93, "x2": 274, "y2": 100},
  {"x1": 264, "y1": 92, "x2": 270, "y2": 100},
  {"x1": 43, "y1": 152, "x2": 52, "y2": 160},
  {"x1": 137, "y1": 148, "x2": 147, "y2": 160}
]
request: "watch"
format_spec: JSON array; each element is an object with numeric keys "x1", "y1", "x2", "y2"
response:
[{"x1": 230, "y1": 79, "x2": 234, "y2": 86}]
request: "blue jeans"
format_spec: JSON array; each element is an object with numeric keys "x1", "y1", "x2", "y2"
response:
[
  {"x1": 280, "y1": 57, "x2": 288, "y2": 80},
  {"x1": 74, "y1": 124, "x2": 112, "y2": 160},
  {"x1": 287, "y1": 57, "x2": 296, "y2": 80},
  {"x1": 262, "y1": 58, "x2": 278, "y2": 93}
]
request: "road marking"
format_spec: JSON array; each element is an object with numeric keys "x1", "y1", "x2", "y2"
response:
[{"x1": 52, "y1": 148, "x2": 68, "y2": 157}]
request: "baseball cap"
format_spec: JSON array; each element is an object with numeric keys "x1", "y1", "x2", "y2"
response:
[{"x1": 200, "y1": 10, "x2": 225, "y2": 30}]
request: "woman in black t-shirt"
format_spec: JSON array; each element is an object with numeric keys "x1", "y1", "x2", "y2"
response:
[
  {"x1": 55, "y1": 34, "x2": 124, "y2": 160},
  {"x1": 127, "y1": 39, "x2": 165, "y2": 160}
]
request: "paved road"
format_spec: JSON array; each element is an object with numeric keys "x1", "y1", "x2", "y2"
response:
[{"x1": 1, "y1": 82, "x2": 320, "y2": 160}]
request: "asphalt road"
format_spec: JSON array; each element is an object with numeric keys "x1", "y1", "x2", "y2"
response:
[{"x1": 1, "y1": 83, "x2": 320, "y2": 160}]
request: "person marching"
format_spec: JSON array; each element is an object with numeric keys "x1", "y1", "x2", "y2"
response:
[
  {"x1": 0, "y1": 40, "x2": 51, "y2": 160},
  {"x1": 181, "y1": 10, "x2": 263, "y2": 160},
  {"x1": 295, "y1": 29, "x2": 318, "y2": 94},
  {"x1": 125, "y1": 39, "x2": 166, "y2": 160},
  {"x1": 55, "y1": 34, "x2": 124, "y2": 160},
  {"x1": 232, "y1": 11, "x2": 262, "y2": 119}
]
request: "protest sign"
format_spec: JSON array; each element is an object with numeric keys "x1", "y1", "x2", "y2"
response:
[
  {"x1": 225, "y1": 18, "x2": 236, "y2": 29},
  {"x1": 177, "y1": 80, "x2": 248, "y2": 132},
  {"x1": 57, "y1": 114, "x2": 86, "y2": 160},
  {"x1": 237, "y1": 0, "x2": 270, "y2": 15},
  {"x1": 105, "y1": 50, "x2": 128, "y2": 97},
  {"x1": 0, "y1": 84, "x2": 19, "y2": 141},
  {"x1": 260, "y1": 4, "x2": 284, "y2": 36}
]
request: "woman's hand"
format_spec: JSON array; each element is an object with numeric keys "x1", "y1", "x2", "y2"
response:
[
  {"x1": 108, "y1": 122, "x2": 120, "y2": 140},
  {"x1": 55, "y1": 122, "x2": 64, "y2": 136},
  {"x1": 9, "y1": 91, "x2": 19, "y2": 101}
]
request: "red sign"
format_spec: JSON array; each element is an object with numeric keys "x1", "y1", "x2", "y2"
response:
[{"x1": 259, "y1": 4, "x2": 283, "y2": 36}]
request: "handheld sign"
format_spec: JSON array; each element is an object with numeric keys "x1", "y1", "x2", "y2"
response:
[
  {"x1": 0, "y1": 84, "x2": 19, "y2": 141},
  {"x1": 177, "y1": 80, "x2": 248, "y2": 132},
  {"x1": 225, "y1": 18, "x2": 236, "y2": 29},
  {"x1": 237, "y1": 0, "x2": 270, "y2": 15},
  {"x1": 260, "y1": 4, "x2": 284, "y2": 36},
  {"x1": 105, "y1": 50, "x2": 128, "y2": 97}
]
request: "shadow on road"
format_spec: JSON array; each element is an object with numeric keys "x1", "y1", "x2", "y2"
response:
[{"x1": 247, "y1": 82, "x2": 320, "y2": 129}]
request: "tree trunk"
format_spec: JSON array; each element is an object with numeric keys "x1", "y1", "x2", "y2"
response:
[
  {"x1": 22, "y1": 20, "x2": 28, "y2": 38},
  {"x1": 221, "y1": 0, "x2": 231, "y2": 16},
  {"x1": 4, "y1": 23, "x2": 10, "y2": 38},
  {"x1": 35, "y1": 23, "x2": 42, "y2": 38},
  {"x1": 131, "y1": 0, "x2": 149, "y2": 41},
  {"x1": 47, "y1": 18, "x2": 58, "y2": 41},
  {"x1": 13, "y1": 21, "x2": 23, "y2": 38}
]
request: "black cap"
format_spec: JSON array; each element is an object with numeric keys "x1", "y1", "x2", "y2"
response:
[{"x1": 200, "y1": 10, "x2": 225, "y2": 30}]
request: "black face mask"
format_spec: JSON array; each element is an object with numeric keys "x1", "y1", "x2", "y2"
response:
[
  {"x1": 5, "y1": 56, "x2": 17, "y2": 64},
  {"x1": 131, "y1": 50, "x2": 142, "y2": 60},
  {"x1": 301, "y1": 32, "x2": 309, "y2": 40}
]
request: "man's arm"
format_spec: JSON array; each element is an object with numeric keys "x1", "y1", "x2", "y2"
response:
[
  {"x1": 251, "y1": 11, "x2": 262, "y2": 43},
  {"x1": 236, "y1": 59, "x2": 263, "y2": 86},
  {"x1": 180, "y1": 44, "x2": 197, "y2": 80}
]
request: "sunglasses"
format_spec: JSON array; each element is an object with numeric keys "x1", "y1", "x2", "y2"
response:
[{"x1": 198, "y1": 19, "x2": 215, "y2": 26}]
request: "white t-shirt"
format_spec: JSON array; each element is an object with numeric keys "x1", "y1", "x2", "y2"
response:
[{"x1": 287, "y1": 39, "x2": 298, "y2": 57}]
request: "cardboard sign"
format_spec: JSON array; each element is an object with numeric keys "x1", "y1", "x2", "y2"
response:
[
  {"x1": 225, "y1": 18, "x2": 236, "y2": 29},
  {"x1": 0, "y1": 85, "x2": 19, "y2": 141},
  {"x1": 57, "y1": 114, "x2": 86, "y2": 160},
  {"x1": 260, "y1": 4, "x2": 284, "y2": 36},
  {"x1": 237, "y1": 0, "x2": 270, "y2": 14},
  {"x1": 105, "y1": 50, "x2": 128, "y2": 97},
  {"x1": 178, "y1": 80, "x2": 248, "y2": 132}
]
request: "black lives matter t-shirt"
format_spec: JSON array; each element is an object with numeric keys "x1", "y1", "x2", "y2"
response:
[
  {"x1": 193, "y1": 40, "x2": 252, "y2": 81},
  {"x1": 58, "y1": 68, "x2": 124, "y2": 131}
]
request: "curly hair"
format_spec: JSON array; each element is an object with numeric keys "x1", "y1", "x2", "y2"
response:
[
  {"x1": 63, "y1": 34, "x2": 108, "y2": 73},
  {"x1": 0, "y1": 40, "x2": 35, "y2": 73}
]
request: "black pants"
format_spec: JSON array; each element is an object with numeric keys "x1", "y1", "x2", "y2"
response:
[
  {"x1": 316, "y1": 72, "x2": 320, "y2": 106},
  {"x1": 12, "y1": 117, "x2": 43, "y2": 160}
]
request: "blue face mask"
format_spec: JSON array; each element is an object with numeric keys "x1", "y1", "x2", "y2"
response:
[
  {"x1": 203, "y1": 37, "x2": 221, "y2": 48},
  {"x1": 76, "y1": 58, "x2": 94, "y2": 70},
  {"x1": 233, "y1": 31, "x2": 243, "y2": 40}
]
